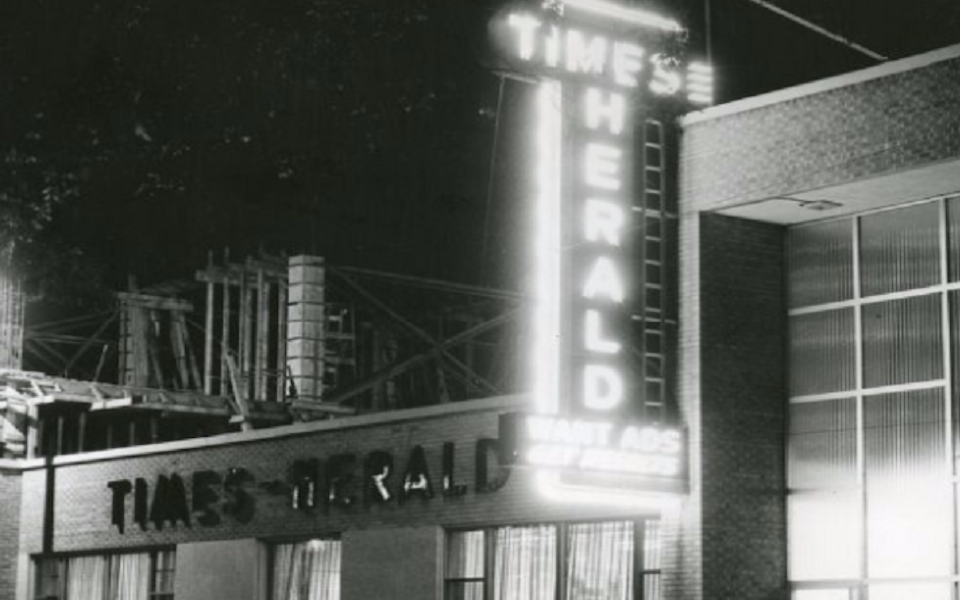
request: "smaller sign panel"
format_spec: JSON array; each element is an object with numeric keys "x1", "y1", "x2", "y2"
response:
[{"x1": 500, "y1": 412, "x2": 686, "y2": 494}]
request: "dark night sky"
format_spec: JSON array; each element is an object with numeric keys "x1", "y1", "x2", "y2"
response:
[{"x1": 2, "y1": 0, "x2": 959, "y2": 308}]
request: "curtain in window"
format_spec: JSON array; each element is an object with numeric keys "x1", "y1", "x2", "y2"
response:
[
  {"x1": 565, "y1": 521, "x2": 633, "y2": 600},
  {"x1": 272, "y1": 540, "x2": 341, "y2": 600},
  {"x1": 66, "y1": 555, "x2": 108, "y2": 600},
  {"x1": 111, "y1": 552, "x2": 150, "y2": 600},
  {"x1": 494, "y1": 525, "x2": 556, "y2": 600},
  {"x1": 446, "y1": 531, "x2": 484, "y2": 600}
]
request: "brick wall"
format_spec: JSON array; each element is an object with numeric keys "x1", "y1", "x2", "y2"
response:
[
  {"x1": 672, "y1": 213, "x2": 787, "y2": 600},
  {"x1": 699, "y1": 215, "x2": 787, "y2": 600},
  {"x1": 681, "y1": 49, "x2": 960, "y2": 211},
  {"x1": 17, "y1": 398, "x2": 657, "y2": 557},
  {"x1": 0, "y1": 467, "x2": 23, "y2": 600}
]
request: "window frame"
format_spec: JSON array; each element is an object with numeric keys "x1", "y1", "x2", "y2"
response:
[
  {"x1": 32, "y1": 547, "x2": 176, "y2": 600},
  {"x1": 267, "y1": 535, "x2": 343, "y2": 600},
  {"x1": 443, "y1": 519, "x2": 662, "y2": 600}
]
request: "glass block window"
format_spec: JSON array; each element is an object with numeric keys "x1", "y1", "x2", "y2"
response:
[
  {"x1": 859, "y1": 202, "x2": 940, "y2": 296},
  {"x1": 787, "y1": 195, "x2": 960, "y2": 597},
  {"x1": 789, "y1": 310, "x2": 856, "y2": 396},
  {"x1": 864, "y1": 389, "x2": 951, "y2": 578},
  {"x1": 861, "y1": 294, "x2": 943, "y2": 388},
  {"x1": 787, "y1": 220, "x2": 854, "y2": 308}
]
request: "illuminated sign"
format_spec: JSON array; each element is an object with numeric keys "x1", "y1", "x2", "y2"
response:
[
  {"x1": 492, "y1": 0, "x2": 708, "y2": 504},
  {"x1": 500, "y1": 413, "x2": 684, "y2": 494}
]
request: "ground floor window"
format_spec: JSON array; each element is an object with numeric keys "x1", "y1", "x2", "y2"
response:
[
  {"x1": 271, "y1": 538, "x2": 341, "y2": 600},
  {"x1": 445, "y1": 520, "x2": 661, "y2": 600},
  {"x1": 33, "y1": 549, "x2": 175, "y2": 600}
]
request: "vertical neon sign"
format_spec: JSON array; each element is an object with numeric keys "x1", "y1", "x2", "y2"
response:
[{"x1": 494, "y1": 0, "x2": 712, "y2": 504}]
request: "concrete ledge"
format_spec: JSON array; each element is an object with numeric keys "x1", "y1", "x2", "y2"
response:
[
  {"x1": 681, "y1": 43, "x2": 960, "y2": 126},
  {"x1": 15, "y1": 394, "x2": 529, "y2": 471}
]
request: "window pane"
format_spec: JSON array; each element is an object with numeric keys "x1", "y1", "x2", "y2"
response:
[
  {"x1": 860, "y1": 202, "x2": 940, "y2": 296},
  {"x1": 949, "y1": 290, "x2": 960, "y2": 471},
  {"x1": 446, "y1": 531, "x2": 484, "y2": 579},
  {"x1": 788, "y1": 220, "x2": 854, "y2": 308},
  {"x1": 35, "y1": 557, "x2": 64, "y2": 600},
  {"x1": 151, "y1": 549, "x2": 176, "y2": 597},
  {"x1": 862, "y1": 295, "x2": 942, "y2": 388},
  {"x1": 945, "y1": 196, "x2": 960, "y2": 282},
  {"x1": 113, "y1": 552, "x2": 150, "y2": 600},
  {"x1": 790, "y1": 310, "x2": 856, "y2": 396},
  {"x1": 566, "y1": 522, "x2": 633, "y2": 600},
  {"x1": 65, "y1": 555, "x2": 109, "y2": 599},
  {"x1": 793, "y1": 590, "x2": 854, "y2": 600},
  {"x1": 788, "y1": 491, "x2": 859, "y2": 580},
  {"x1": 869, "y1": 583, "x2": 950, "y2": 600},
  {"x1": 446, "y1": 581, "x2": 484, "y2": 600},
  {"x1": 642, "y1": 520, "x2": 661, "y2": 572},
  {"x1": 788, "y1": 399, "x2": 857, "y2": 490},
  {"x1": 865, "y1": 389, "x2": 951, "y2": 578},
  {"x1": 273, "y1": 539, "x2": 341, "y2": 600},
  {"x1": 494, "y1": 525, "x2": 556, "y2": 600},
  {"x1": 643, "y1": 573, "x2": 661, "y2": 600}
]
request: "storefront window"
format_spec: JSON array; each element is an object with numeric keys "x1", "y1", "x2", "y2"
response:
[
  {"x1": 445, "y1": 521, "x2": 658, "y2": 600},
  {"x1": 271, "y1": 539, "x2": 341, "y2": 600},
  {"x1": 33, "y1": 549, "x2": 175, "y2": 600}
]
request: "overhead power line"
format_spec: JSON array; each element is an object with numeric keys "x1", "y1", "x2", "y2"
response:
[{"x1": 740, "y1": 0, "x2": 888, "y2": 61}]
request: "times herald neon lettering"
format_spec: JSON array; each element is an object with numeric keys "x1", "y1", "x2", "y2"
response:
[{"x1": 496, "y1": 0, "x2": 704, "y2": 503}]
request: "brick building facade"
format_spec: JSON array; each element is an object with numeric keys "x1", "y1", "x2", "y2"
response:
[{"x1": 1, "y1": 39, "x2": 959, "y2": 600}]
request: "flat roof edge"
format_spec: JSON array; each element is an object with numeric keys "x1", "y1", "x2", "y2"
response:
[
  {"x1": 680, "y1": 43, "x2": 960, "y2": 126},
  {"x1": 0, "y1": 459, "x2": 24, "y2": 471},
  {"x1": 16, "y1": 394, "x2": 529, "y2": 471}
]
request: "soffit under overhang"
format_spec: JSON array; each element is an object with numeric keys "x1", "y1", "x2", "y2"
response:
[{"x1": 713, "y1": 158, "x2": 960, "y2": 225}]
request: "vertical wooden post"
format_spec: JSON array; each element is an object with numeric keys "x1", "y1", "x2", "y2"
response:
[
  {"x1": 277, "y1": 279, "x2": 288, "y2": 401},
  {"x1": 175, "y1": 313, "x2": 202, "y2": 390},
  {"x1": 257, "y1": 271, "x2": 270, "y2": 401},
  {"x1": 170, "y1": 313, "x2": 190, "y2": 390},
  {"x1": 221, "y1": 272, "x2": 232, "y2": 397},
  {"x1": 118, "y1": 299, "x2": 130, "y2": 385},
  {"x1": 56, "y1": 414, "x2": 64, "y2": 456},
  {"x1": 78, "y1": 412, "x2": 87, "y2": 453},
  {"x1": 204, "y1": 253, "x2": 215, "y2": 395},
  {"x1": 26, "y1": 404, "x2": 38, "y2": 459},
  {"x1": 147, "y1": 310, "x2": 164, "y2": 387},
  {"x1": 243, "y1": 274, "x2": 255, "y2": 401},
  {"x1": 238, "y1": 265, "x2": 249, "y2": 399}
]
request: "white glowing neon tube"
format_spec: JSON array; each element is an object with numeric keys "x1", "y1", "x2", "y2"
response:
[
  {"x1": 536, "y1": 470, "x2": 681, "y2": 508},
  {"x1": 533, "y1": 79, "x2": 564, "y2": 415},
  {"x1": 562, "y1": 0, "x2": 683, "y2": 32}
]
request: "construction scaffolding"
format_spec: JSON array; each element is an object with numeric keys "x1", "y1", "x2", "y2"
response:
[{"x1": 0, "y1": 253, "x2": 525, "y2": 458}]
